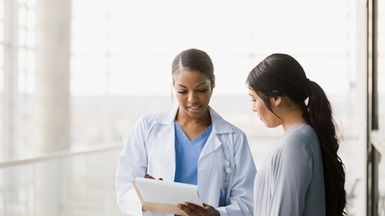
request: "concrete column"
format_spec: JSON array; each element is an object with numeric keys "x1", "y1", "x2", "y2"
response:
[
  {"x1": 3, "y1": 0, "x2": 19, "y2": 161},
  {"x1": 35, "y1": 1, "x2": 72, "y2": 216},
  {"x1": 35, "y1": 0, "x2": 71, "y2": 154}
]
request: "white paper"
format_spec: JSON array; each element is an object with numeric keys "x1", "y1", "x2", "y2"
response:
[{"x1": 135, "y1": 177, "x2": 203, "y2": 207}]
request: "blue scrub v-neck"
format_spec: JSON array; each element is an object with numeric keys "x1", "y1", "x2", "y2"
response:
[{"x1": 174, "y1": 120, "x2": 212, "y2": 185}]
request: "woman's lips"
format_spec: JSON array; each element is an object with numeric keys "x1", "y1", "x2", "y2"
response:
[
  {"x1": 188, "y1": 105, "x2": 201, "y2": 110},
  {"x1": 188, "y1": 105, "x2": 202, "y2": 112}
]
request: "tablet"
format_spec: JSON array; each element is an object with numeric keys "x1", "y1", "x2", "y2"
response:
[{"x1": 132, "y1": 177, "x2": 203, "y2": 215}]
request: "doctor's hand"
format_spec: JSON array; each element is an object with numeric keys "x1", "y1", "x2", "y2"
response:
[
  {"x1": 143, "y1": 174, "x2": 163, "y2": 181},
  {"x1": 177, "y1": 202, "x2": 220, "y2": 216}
]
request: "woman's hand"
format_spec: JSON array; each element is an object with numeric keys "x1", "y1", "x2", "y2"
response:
[
  {"x1": 143, "y1": 173, "x2": 163, "y2": 180},
  {"x1": 177, "y1": 202, "x2": 220, "y2": 216}
]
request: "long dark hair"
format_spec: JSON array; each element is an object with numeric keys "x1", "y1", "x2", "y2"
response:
[{"x1": 246, "y1": 53, "x2": 346, "y2": 216}]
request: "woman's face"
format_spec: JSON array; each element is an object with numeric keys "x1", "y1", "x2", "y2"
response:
[
  {"x1": 174, "y1": 69, "x2": 213, "y2": 120},
  {"x1": 249, "y1": 89, "x2": 281, "y2": 128}
]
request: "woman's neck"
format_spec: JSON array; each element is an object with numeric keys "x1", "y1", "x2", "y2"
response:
[
  {"x1": 280, "y1": 109, "x2": 306, "y2": 132},
  {"x1": 175, "y1": 109, "x2": 212, "y2": 127}
]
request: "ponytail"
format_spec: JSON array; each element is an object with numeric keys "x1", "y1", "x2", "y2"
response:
[{"x1": 303, "y1": 81, "x2": 346, "y2": 216}]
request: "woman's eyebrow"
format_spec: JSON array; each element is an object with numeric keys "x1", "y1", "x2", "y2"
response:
[
  {"x1": 196, "y1": 82, "x2": 207, "y2": 87},
  {"x1": 177, "y1": 82, "x2": 207, "y2": 88}
]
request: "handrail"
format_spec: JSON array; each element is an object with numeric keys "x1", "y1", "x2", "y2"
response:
[
  {"x1": 0, "y1": 143, "x2": 124, "y2": 168},
  {"x1": 0, "y1": 133, "x2": 360, "y2": 169}
]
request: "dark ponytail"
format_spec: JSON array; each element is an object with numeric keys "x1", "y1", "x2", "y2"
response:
[
  {"x1": 246, "y1": 53, "x2": 346, "y2": 216},
  {"x1": 304, "y1": 81, "x2": 346, "y2": 216}
]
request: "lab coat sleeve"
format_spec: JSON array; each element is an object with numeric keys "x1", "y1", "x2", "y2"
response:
[
  {"x1": 269, "y1": 135, "x2": 313, "y2": 216},
  {"x1": 116, "y1": 116, "x2": 148, "y2": 216},
  {"x1": 217, "y1": 132, "x2": 257, "y2": 216}
]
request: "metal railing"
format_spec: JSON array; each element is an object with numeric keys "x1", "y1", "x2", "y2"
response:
[{"x1": 0, "y1": 143, "x2": 124, "y2": 168}]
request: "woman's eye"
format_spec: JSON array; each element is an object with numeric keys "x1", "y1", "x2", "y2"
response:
[
  {"x1": 198, "y1": 89, "x2": 207, "y2": 92},
  {"x1": 178, "y1": 91, "x2": 187, "y2": 94},
  {"x1": 250, "y1": 99, "x2": 256, "y2": 102}
]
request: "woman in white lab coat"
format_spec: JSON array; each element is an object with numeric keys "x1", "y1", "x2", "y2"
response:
[{"x1": 116, "y1": 48, "x2": 257, "y2": 216}]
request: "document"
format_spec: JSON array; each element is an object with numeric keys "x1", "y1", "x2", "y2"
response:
[{"x1": 132, "y1": 177, "x2": 203, "y2": 215}]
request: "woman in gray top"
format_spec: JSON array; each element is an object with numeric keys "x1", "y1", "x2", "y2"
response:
[{"x1": 246, "y1": 53, "x2": 346, "y2": 216}]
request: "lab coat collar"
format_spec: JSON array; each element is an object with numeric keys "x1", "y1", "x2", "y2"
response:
[
  {"x1": 155, "y1": 103, "x2": 234, "y2": 134},
  {"x1": 155, "y1": 103, "x2": 179, "y2": 126},
  {"x1": 208, "y1": 106, "x2": 234, "y2": 134}
]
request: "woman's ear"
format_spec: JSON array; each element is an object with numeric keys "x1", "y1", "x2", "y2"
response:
[
  {"x1": 270, "y1": 96, "x2": 282, "y2": 107},
  {"x1": 211, "y1": 76, "x2": 215, "y2": 91}
]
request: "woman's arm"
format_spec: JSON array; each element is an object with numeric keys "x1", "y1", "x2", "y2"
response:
[{"x1": 269, "y1": 135, "x2": 313, "y2": 216}]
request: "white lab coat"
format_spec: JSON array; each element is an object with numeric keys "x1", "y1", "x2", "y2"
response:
[{"x1": 116, "y1": 104, "x2": 256, "y2": 216}]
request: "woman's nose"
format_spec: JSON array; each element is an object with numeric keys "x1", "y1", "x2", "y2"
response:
[
  {"x1": 252, "y1": 105, "x2": 257, "y2": 112},
  {"x1": 188, "y1": 92, "x2": 198, "y2": 103}
]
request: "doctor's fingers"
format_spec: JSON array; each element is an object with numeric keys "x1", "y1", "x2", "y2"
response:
[
  {"x1": 202, "y1": 203, "x2": 220, "y2": 216},
  {"x1": 143, "y1": 174, "x2": 155, "y2": 179},
  {"x1": 180, "y1": 202, "x2": 220, "y2": 216},
  {"x1": 177, "y1": 203, "x2": 200, "y2": 216}
]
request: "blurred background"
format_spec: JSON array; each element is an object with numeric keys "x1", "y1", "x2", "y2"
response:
[{"x1": 0, "y1": 0, "x2": 384, "y2": 215}]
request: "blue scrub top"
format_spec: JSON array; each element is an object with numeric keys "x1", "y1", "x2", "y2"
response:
[{"x1": 174, "y1": 120, "x2": 212, "y2": 185}]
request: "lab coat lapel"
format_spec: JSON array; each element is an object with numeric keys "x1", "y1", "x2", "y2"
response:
[
  {"x1": 154, "y1": 104, "x2": 179, "y2": 181},
  {"x1": 156, "y1": 124, "x2": 175, "y2": 181},
  {"x1": 199, "y1": 129, "x2": 222, "y2": 160},
  {"x1": 199, "y1": 107, "x2": 233, "y2": 159}
]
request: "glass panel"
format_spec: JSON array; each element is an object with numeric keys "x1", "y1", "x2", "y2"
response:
[
  {"x1": 18, "y1": 48, "x2": 26, "y2": 70},
  {"x1": 26, "y1": 30, "x2": 35, "y2": 48},
  {"x1": 379, "y1": 155, "x2": 385, "y2": 216},
  {"x1": 18, "y1": 5, "x2": 26, "y2": 27},
  {"x1": 27, "y1": 49, "x2": 35, "y2": 72},
  {"x1": 0, "y1": 1, "x2": 4, "y2": 21},
  {"x1": 70, "y1": 56, "x2": 107, "y2": 96},
  {"x1": 18, "y1": 27, "x2": 26, "y2": 47},
  {"x1": 0, "y1": 22, "x2": 3, "y2": 42},
  {"x1": 71, "y1": 0, "x2": 108, "y2": 54},
  {"x1": 0, "y1": 43, "x2": 3, "y2": 67},
  {"x1": 0, "y1": 148, "x2": 127, "y2": 216},
  {"x1": 26, "y1": 9, "x2": 35, "y2": 29},
  {"x1": 26, "y1": 0, "x2": 35, "y2": 8}
]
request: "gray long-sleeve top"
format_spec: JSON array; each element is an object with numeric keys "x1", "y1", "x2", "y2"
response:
[{"x1": 254, "y1": 124, "x2": 326, "y2": 216}]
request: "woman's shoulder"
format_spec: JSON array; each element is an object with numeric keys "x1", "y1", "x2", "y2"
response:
[
  {"x1": 279, "y1": 124, "x2": 319, "y2": 154},
  {"x1": 283, "y1": 124, "x2": 317, "y2": 142},
  {"x1": 134, "y1": 105, "x2": 177, "y2": 128},
  {"x1": 144, "y1": 105, "x2": 178, "y2": 121}
]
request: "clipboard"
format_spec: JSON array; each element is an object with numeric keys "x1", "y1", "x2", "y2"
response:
[{"x1": 132, "y1": 177, "x2": 203, "y2": 215}]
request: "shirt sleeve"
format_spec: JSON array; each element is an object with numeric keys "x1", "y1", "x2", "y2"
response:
[
  {"x1": 115, "y1": 116, "x2": 148, "y2": 216},
  {"x1": 217, "y1": 131, "x2": 257, "y2": 216},
  {"x1": 269, "y1": 133, "x2": 314, "y2": 216}
]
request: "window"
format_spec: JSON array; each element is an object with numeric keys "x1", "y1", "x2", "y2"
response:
[{"x1": 70, "y1": 0, "x2": 365, "y2": 214}]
